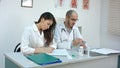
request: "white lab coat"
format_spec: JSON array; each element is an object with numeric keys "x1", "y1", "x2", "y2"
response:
[
  {"x1": 54, "y1": 23, "x2": 84, "y2": 49},
  {"x1": 21, "y1": 23, "x2": 57, "y2": 54}
]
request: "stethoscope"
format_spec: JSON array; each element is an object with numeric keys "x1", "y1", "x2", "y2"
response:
[
  {"x1": 60, "y1": 28, "x2": 67, "y2": 42},
  {"x1": 60, "y1": 28, "x2": 75, "y2": 42},
  {"x1": 61, "y1": 28, "x2": 66, "y2": 33}
]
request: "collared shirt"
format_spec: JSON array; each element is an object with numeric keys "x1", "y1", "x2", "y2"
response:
[
  {"x1": 21, "y1": 23, "x2": 57, "y2": 54},
  {"x1": 54, "y1": 22, "x2": 83, "y2": 49}
]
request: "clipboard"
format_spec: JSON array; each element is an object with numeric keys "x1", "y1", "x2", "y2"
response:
[{"x1": 26, "y1": 53, "x2": 62, "y2": 66}]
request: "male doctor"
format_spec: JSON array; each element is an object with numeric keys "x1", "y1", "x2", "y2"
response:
[{"x1": 54, "y1": 10, "x2": 87, "y2": 49}]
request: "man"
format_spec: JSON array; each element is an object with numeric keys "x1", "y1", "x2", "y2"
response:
[{"x1": 54, "y1": 10, "x2": 86, "y2": 49}]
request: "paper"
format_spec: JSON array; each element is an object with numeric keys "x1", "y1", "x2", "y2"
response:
[
  {"x1": 91, "y1": 48, "x2": 120, "y2": 55},
  {"x1": 48, "y1": 49, "x2": 72, "y2": 59}
]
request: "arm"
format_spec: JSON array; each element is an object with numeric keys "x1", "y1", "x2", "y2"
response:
[
  {"x1": 34, "y1": 39, "x2": 57, "y2": 53},
  {"x1": 21, "y1": 27, "x2": 56, "y2": 54},
  {"x1": 20, "y1": 27, "x2": 35, "y2": 54},
  {"x1": 72, "y1": 27, "x2": 87, "y2": 48}
]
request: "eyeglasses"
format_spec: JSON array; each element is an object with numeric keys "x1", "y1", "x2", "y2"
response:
[{"x1": 70, "y1": 18, "x2": 78, "y2": 22}]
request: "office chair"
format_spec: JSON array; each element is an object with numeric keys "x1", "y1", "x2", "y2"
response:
[{"x1": 14, "y1": 43, "x2": 21, "y2": 52}]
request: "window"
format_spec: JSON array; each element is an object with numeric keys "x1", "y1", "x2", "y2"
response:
[{"x1": 108, "y1": 0, "x2": 120, "y2": 35}]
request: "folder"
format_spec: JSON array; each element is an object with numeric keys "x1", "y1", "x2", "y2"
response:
[{"x1": 26, "y1": 53, "x2": 62, "y2": 65}]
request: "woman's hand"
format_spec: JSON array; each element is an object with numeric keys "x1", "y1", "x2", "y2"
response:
[
  {"x1": 44, "y1": 47, "x2": 55, "y2": 53},
  {"x1": 34, "y1": 47, "x2": 54, "y2": 54}
]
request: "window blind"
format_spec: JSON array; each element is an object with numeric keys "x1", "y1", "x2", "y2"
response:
[{"x1": 108, "y1": 0, "x2": 120, "y2": 35}]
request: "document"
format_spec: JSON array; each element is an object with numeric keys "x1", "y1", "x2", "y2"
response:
[
  {"x1": 49, "y1": 49, "x2": 68, "y2": 55},
  {"x1": 26, "y1": 53, "x2": 62, "y2": 65},
  {"x1": 91, "y1": 48, "x2": 120, "y2": 55},
  {"x1": 48, "y1": 49, "x2": 72, "y2": 59}
]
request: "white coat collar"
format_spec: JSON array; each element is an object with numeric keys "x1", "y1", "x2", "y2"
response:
[
  {"x1": 33, "y1": 23, "x2": 39, "y2": 32},
  {"x1": 32, "y1": 23, "x2": 44, "y2": 36}
]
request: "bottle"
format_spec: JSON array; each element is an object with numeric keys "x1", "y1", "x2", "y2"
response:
[
  {"x1": 79, "y1": 46, "x2": 84, "y2": 56},
  {"x1": 84, "y1": 46, "x2": 90, "y2": 57}
]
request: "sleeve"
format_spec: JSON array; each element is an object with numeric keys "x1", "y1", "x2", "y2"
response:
[
  {"x1": 75, "y1": 27, "x2": 83, "y2": 39},
  {"x1": 49, "y1": 38, "x2": 57, "y2": 49},
  {"x1": 54, "y1": 25, "x2": 72, "y2": 49},
  {"x1": 75, "y1": 27, "x2": 88, "y2": 46},
  {"x1": 20, "y1": 27, "x2": 35, "y2": 54}
]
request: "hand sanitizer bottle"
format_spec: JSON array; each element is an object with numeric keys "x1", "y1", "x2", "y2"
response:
[{"x1": 79, "y1": 46, "x2": 84, "y2": 56}]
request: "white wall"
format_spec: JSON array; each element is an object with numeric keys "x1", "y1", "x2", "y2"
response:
[
  {"x1": 0, "y1": 0, "x2": 101, "y2": 68},
  {"x1": 77, "y1": 0, "x2": 101, "y2": 48},
  {"x1": 101, "y1": 0, "x2": 120, "y2": 50}
]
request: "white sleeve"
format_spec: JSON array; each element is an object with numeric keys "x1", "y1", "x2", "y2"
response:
[
  {"x1": 20, "y1": 28, "x2": 35, "y2": 54},
  {"x1": 75, "y1": 27, "x2": 88, "y2": 46},
  {"x1": 75, "y1": 27, "x2": 83, "y2": 39},
  {"x1": 50, "y1": 39, "x2": 57, "y2": 49}
]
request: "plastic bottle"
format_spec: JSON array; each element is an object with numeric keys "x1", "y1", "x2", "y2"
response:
[{"x1": 79, "y1": 46, "x2": 84, "y2": 56}]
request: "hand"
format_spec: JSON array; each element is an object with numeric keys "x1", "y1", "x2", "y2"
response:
[
  {"x1": 80, "y1": 43, "x2": 86, "y2": 49},
  {"x1": 34, "y1": 47, "x2": 54, "y2": 53},
  {"x1": 79, "y1": 40, "x2": 86, "y2": 48},
  {"x1": 73, "y1": 38, "x2": 83, "y2": 46},
  {"x1": 44, "y1": 47, "x2": 55, "y2": 53}
]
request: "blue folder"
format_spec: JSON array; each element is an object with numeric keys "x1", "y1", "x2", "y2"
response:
[{"x1": 26, "y1": 53, "x2": 62, "y2": 66}]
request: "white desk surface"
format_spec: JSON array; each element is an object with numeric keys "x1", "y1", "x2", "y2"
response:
[{"x1": 4, "y1": 51, "x2": 109, "y2": 68}]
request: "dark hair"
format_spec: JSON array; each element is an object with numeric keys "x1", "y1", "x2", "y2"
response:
[
  {"x1": 35, "y1": 12, "x2": 56, "y2": 46},
  {"x1": 66, "y1": 10, "x2": 77, "y2": 18}
]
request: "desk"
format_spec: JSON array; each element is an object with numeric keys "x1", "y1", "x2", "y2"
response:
[{"x1": 4, "y1": 51, "x2": 118, "y2": 68}]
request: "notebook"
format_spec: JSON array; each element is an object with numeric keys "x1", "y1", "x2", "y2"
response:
[
  {"x1": 26, "y1": 53, "x2": 62, "y2": 66},
  {"x1": 48, "y1": 49, "x2": 72, "y2": 59},
  {"x1": 91, "y1": 48, "x2": 120, "y2": 55}
]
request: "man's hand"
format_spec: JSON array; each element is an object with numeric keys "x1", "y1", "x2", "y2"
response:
[
  {"x1": 80, "y1": 41, "x2": 86, "y2": 49},
  {"x1": 73, "y1": 38, "x2": 86, "y2": 48},
  {"x1": 44, "y1": 47, "x2": 55, "y2": 53},
  {"x1": 73, "y1": 38, "x2": 83, "y2": 45}
]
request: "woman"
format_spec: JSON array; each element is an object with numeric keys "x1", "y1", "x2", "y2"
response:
[{"x1": 20, "y1": 12, "x2": 56, "y2": 54}]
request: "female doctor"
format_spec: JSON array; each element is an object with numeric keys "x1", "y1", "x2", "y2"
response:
[
  {"x1": 20, "y1": 12, "x2": 56, "y2": 54},
  {"x1": 54, "y1": 10, "x2": 86, "y2": 49}
]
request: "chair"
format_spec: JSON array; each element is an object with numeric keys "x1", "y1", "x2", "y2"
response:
[{"x1": 14, "y1": 43, "x2": 21, "y2": 52}]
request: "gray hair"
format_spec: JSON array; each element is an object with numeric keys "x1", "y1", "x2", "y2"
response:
[{"x1": 66, "y1": 10, "x2": 77, "y2": 18}]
